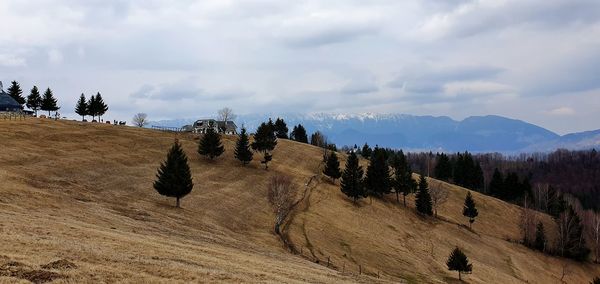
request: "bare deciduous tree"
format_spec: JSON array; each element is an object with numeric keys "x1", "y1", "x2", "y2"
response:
[
  {"x1": 519, "y1": 196, "x2": 537, "y2": 246},
  {"x1": 429, "y1": 182, "x2": 449, "y2": 217},
  {"x1": 132, "y1": 113, "x2": 149, "y2": 127},
  {"x1": 584, "y1": 210, "x2": 600, "y2": 263},
  {"x1": 217, "y1": 107, "x2": 236, "y2": 122},
  {"x1": 267, "y1": 175, "x2": 298, "y2": 235}
]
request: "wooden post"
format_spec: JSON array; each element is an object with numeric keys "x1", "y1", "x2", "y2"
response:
[
  {"x1": 327, "y1": 256, "x2": 330, "y2": 267},
  {"x1": 359, "y1": 264, "x2": 362, "y2": 275}
]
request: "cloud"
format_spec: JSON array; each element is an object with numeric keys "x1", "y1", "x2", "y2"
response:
[
  {"x1": 547, "y1": 107, "x2": 576, "y2": 116},
  {"x1": 0, "y1": 53, "x2": 26, "y2": 67}
]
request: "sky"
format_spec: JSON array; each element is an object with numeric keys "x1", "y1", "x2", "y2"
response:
[{"x1": 0, "y1": 0, "x2": 599, "y2": 134}]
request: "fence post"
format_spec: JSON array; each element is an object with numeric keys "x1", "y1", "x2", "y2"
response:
[{"x1": 359, "y1": 264, "x2": 362, "y2": 275}]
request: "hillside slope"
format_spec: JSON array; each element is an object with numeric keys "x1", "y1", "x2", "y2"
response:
[{"x1": 0, "y1": 119, "x2": 598, "y2": 283}]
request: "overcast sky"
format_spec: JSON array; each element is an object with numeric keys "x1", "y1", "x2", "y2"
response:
[{"x1": 1, "y1": 0, "x2": 599, "y2": 134}]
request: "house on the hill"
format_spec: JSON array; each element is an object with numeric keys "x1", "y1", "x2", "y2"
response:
[
  {"x1": 182, "y1": 119, "x2": 237, "y2": 135},
  {"x1": 0, "y1": 81, "x2": 21, "y2": 112}
]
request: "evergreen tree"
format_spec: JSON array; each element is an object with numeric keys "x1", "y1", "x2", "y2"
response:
[
  {"x1": 251, "y1": 121, "x2": 277, "y2": 169},
  {"x1": 41, "y1": 88, "x2": 59, "y2": 116},
  {"x1": 364, "y1": 147, "x2": 391, "y2": 198},
  {"x1": 434, "y1": 153, "x2": 452, "y2": 181},
  {"x1": 75, "y1": 93, "x2": 88, "y2": 121},
  {"x1": 462, "y1": 191, "x2": 479, "y2": 229},
  {"x1": 290, "y1": 124, "x2": 308, "y2": 143},
  {"x1": 534, "y1": 221, "x2": 546, "y2": 252},
  {"x1": 323, "y1": 151, "x2": 342, "y2": 183},
  {"x1": 197, "y1": 126, "x2": 225, "y2": 160},
  {"x1": 446, "y1": 247, "x2": 472, "y2": 281},
  {"x1": 556, "y1": 205, "x2": 590, "y2": 261},
  {"x1": 489, "y1": 168, "x2": 505, "y2": 198},
  {"x1": 391, "y1": 150, "x2": 416, "y2": 206},
  {"x1": 361, "y1": 143, "x2": 372, "y2": 159},
  {"x1": 234, "y1": 127, "x2": 253, "y2": 165},
  {"x1": 340, "y1": 152, "x2": 365, "y2": 203},
  {"x1": 153, "y1": 140, "x2": 194, "y2": 208},
  {"x1": 26, "y1": 86, "x2": 42, "y2": 116},
  {"x1": 94, "y1": 92, "x2": 108, "y2": 121},
  {"x1": 415, "y1": 175, "x2": 433, "y2": 215},
  {"x1": 274, "y1": 118, "x2": 289, "y2": 139},
  {"x1": 87, "y1": 94, "x2": 97, "y2": 121},
  {"x1": 7, "y1": 81, "x2": 25, "y2": 107},
  {"x1": 547, "y1": 186, "x2": 566, "y2": 219},
  {"x1": 504, "y1": 172, "x2": 521, "y2": 201}
]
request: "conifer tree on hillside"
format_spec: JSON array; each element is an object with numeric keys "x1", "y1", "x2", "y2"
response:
[
  {"x1": 340, "y1": 151, "x2": 365, "y2": 204},
  {"x1": 547, "y1": 186, "x2": 566, "y2": 219},
  {"x1": 361, "y1": 143, "x2": 372, "y2": 159},
  {"x1": 274, "y1": 118, "x2": 289, "y2": 139},
  {"x1": 94, "y1": 92, "x2": 109, "y2": 121},
  {"x1": 434, "y1": 153, "x2": 452, "y2": 181},
  {"x1": 446, "y1": 247, "x2": 472, "y2": 281},
  {"x1": 154, "y1": 140, "x2": 194, "y2": 208},
  {"x1": 364, "y1": 147, "x2": 391, "y2": 198},
  {"x1": 75, "y1": 93, "x2": 88, "y2": 121},
  {"x1": 391, "y1": 150, "x2": 416, "y2": 206},
  {"x1": 323, "y1": 151, "x2": 342, "y2": 183},
  {"x1": 7, "y1": 81, "x2": 25, "y2": 107},
  {"x1": 290, "y1": 124, "x2": 308, "y2": 143},
  {"x1": 234, "y1": 127, "x2": 253, "y2": 165},
  {"x1": 462, "y1": 191, "x2": 479, "y2": 229},
  {"x1": 26, "y1": 86, "x2": 42, "y2": 116},
  {"x1": 251, "y1": 121, "x2": 277, "y2": 169},
  {"x1": 87, "y1": 94, "x2": 97, "y2": 121},
  {"x1": 489, "y1": 168, "x2": 505, "y2": 198},
  {"x1": 198, "y1": 126, "x2": 225, "y2": 160},
  {"x1": 556, "y1": 205, "x2": 590, "y2": 261},
  {"x1": 415, "y1": 175, "x2": 433, "y2": 215},
  {"x1": 41, "y1": 88, "x2": 59, "y2": 116},
  {"x1": 534, "y1": 221, "x2": 546, "y2": 252}
]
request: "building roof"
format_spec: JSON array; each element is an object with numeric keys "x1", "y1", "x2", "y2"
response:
[
  {"x1": 193, "y1": 119, "x2": 237, "y2": 131},
  {"x1": 0, "y1": 89, "x2": 21, "y2": 110}
]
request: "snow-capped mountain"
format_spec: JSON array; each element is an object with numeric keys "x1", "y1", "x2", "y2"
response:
[{"x1": 150, "y1": 113, "x2": 600, "y2": 153}]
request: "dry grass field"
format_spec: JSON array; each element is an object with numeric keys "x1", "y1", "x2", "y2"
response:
[{"x1": 0, "y1": 118, "x2": 598, "y2": 283}]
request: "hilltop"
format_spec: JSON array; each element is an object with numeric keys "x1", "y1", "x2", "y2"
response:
[{"x1": 0, "y1": 118, "x2": 598, "y2": 283}]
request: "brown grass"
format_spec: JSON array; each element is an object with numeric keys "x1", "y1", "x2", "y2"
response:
[{"x1": 0, "y1": 118, "x2": 597, "y2": 283}]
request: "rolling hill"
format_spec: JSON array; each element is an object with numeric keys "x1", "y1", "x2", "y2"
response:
[{"x1": 0, "y1": 118, "x2": 598, "y2": 283}]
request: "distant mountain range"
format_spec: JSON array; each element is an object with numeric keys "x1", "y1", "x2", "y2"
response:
[{"x1": 150, "y1": 113, "x2": 600, "y2": 153}]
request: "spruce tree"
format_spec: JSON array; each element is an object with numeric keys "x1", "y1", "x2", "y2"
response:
[
  {"x1": 198, "y1": 126, "x2": 225, "y2": 160},
  {"x1": 434, "y1": 153, "x2": 452, "y2": 181},
  {"x1": 547, "y1": 186, "x2": 565, "y2": 219},
  {"x1": 94, "y1": 92, "x2": 109, "y2": 121},
  {"x1": 274, "y1": 118, "x2": 289, "y2": 139},
  {"x1": 446, "y1": 247, "x2": 472, "y2": 281},
  {"x1": 340, "y1": 152, "x2": 365, "y2": 203},
  {"x1": 154, "y1": 140, "x2": 194, "y2": 208},
  {"x1": 234, "y1": 127, "x2": 253, "y2": 165},
  {"x1": 41, "y1": 88, "x2": 59, "y2": 116},
  {"x1": 87, "y1": 94, "x2": 97, "y2": 121},
  {"x1": 290, "y1": 124, "x2": 308, "y2": 143},
  {"x1": 361, "y1": 143, "x2": 372, "y2": 159},
  {"x1": 557, "y1": 205, "x2": 590, "y2": 260},
  {"x1": 462, "y1": 191, "x2": 479, "y2": 229},
  {"x1": 391, "y1": 150, "x2": 415, "y2": 206},
  {"x1": 489, "y1": 168, "x2": 505, "y2": 198},
  {"x1": 7, "y1": 81, "x2": 25, "y2": 107},
  {"x1": 323, "y1": 151, "x2": 342, "y2": 183},
  {"x1": 251, "y1": 121, "x2": 277, "y2": 169},
  {"x1": 364, "y1": 147, "x2": 391, "y2": 198},
  {"x1": 415, "y1": 175, "x2": 433, "y2": 215},
  {"x1": 26, "y1": 86, "x2": 42, "y2": 116},
  {"x1": 534, "y1": 221, "x2": 546, "y2": 251},
  {"x1": 75, "y1": 93, "x2": 88, "y2": 121}
]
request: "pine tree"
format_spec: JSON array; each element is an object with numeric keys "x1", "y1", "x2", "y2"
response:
[
  {"x1": 94, "y1": 92, "x2": 108, "y2": 121},
  {"x1": 290, "y1": 124, "x2": 308, "y2": 143},
  {"x1": 489, "y1": 168, "x2": 505, "y2": 198},
  {"x1": 446, "y1": 247, "x2": 472, "y2": 281},
  {"x1": 251, "y1": 121, "x2": 277, "y2": 169},
  {"x1": 7, "y1": 81, "x2": 25, "y2": 107},
  {"x1": 274, "y1": 118, "x2": 288, "y2": 139},
  {"x1": 75, "y1": 93, "x2": 88, "y2": 121},
  {"x1": 534, "y1": 221, "x2": 546, "y2": 252},
  {"x1": 361, "y1": 143, "x2": 372, "y2": 159},
  {"x1": 391, "y1": 150, "x2": 415, "y2": 206},
  {"x1": 26, "y1": 86, "x2": 42, "y2": 116},
  {"x1": 41, "y1": 88, "x2": 59, "y2": 116},
  {"x1": 197, "y1": 126, "x2": 225, "y2": 160},
  {"x1": 434, "y1": 153, "x2": 452, "y2": 181},
  {"x1": 547, "y1": 186, "x2": 565, "y2": 219},
  {"x1": 364, "y1": 147, "x2": 391, "y2": 198},
  {"x1": 415, "y1": 175, "x2": 433, "y2": 215},
  {"x1": 323, "y1": 151, "x2": 342, "y2": 183},
  {"x1": 340, "y1": 152, "x2": 365, "y2": 203},
  {"x1": 87, "y1": 94, "x2": 97, "y2": 121},
  {"x1": 153, "y1": 140, "x2": 194, "y2": 208},
  {"x1": 234, "y1": 127, "x2": 253, "y2": 165},
  {"x1": 462, "y1": 191, "x2": 479, "y2": 229}
]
